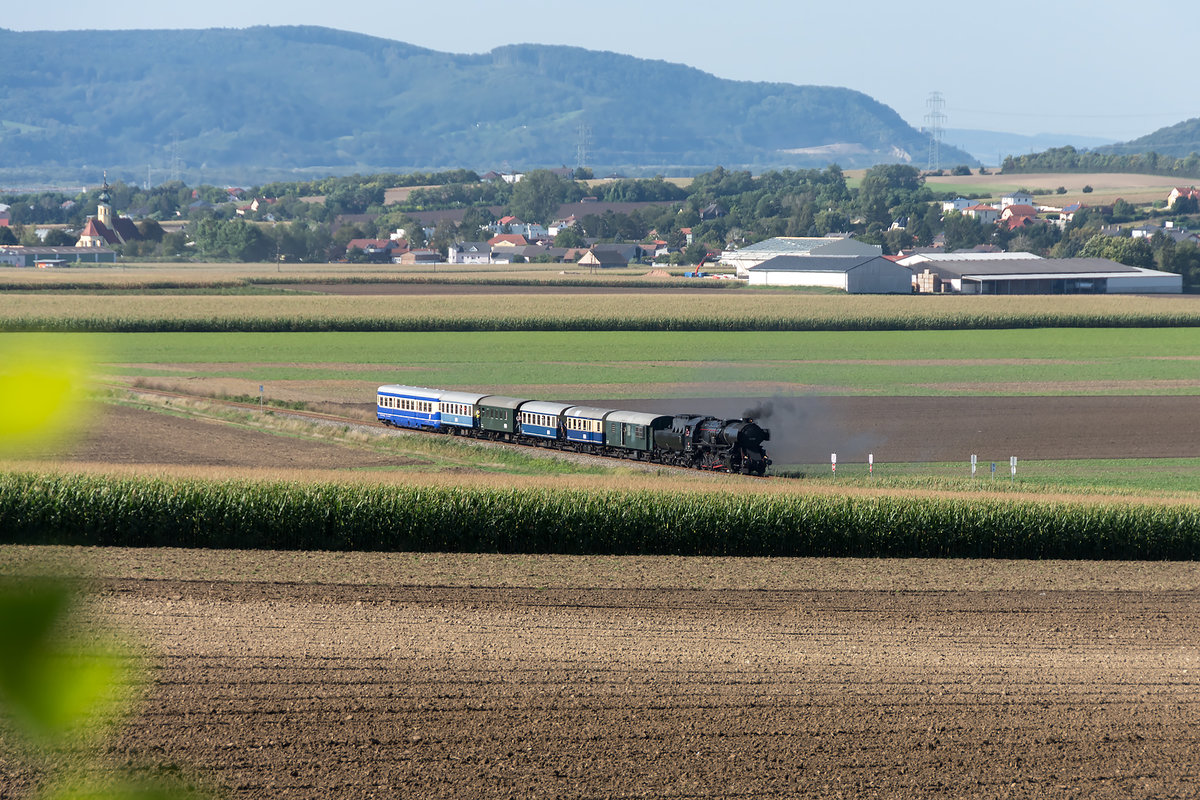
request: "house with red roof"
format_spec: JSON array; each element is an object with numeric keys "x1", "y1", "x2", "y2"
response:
[
  {"x1": 1168, "y1": 187, "x2": 1200, "y2": 209},
  {"x1": 488, "y1": 233, "x2": 529, "y2": 247},
  {"x1": 1000, "y1": 204, "x2": 1039, "y2": 230}
]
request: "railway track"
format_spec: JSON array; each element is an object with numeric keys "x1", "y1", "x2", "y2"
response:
[{"x1": 110, "y1": 385, "x2": 767, "y2": 478}]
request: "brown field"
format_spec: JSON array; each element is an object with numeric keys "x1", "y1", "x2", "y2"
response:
[
  {"x1": 3, "y1": 288, "x2": 1199, "y2": 328},
  {"x1": 923, "y1": 172, "x2": 1177, "y2": 205},
  {"x1": 2, "y1": 547, "x2": 1199, "y2": 799},
  {"x1": 13, "y1": 393, "x2": 1200, "y2": 472}
]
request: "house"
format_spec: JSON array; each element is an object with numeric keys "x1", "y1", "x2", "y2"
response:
[
  {"x1": 488, "y1": 234, "x2": 529, "y2": 248},
  {"x1": 1167, "y1": 187, "x2": 1200, "y2": 209},
  {"x1": 448, "y1": 242, "x2": 494, "y2": 264},
  {"x1": 398, "y1": 249, "x2": 440, "y2": 265},
  {"x1": 577, "y1": 248, "x2": 629, "y2": 269},
  {"x1": 964, "y1": 204, "x2": 1000, "y2": 225},
  {"x1": 719, "y1": 236, "x2": 882, "y2": 279},
  {"x1": 699, "y1": 203, "x2": 726, "y2": 220},
  {"x1": 548, "y1": 215, "x2": 578, "y2": 237},
  {"x1": 1000, "y1": 205, "x2": 1039, "y2": 230},
  {"x1": 344, "y1": 239, "x2": 397, "y2": 261},
  {"x1": 1001, "y1": 191, "x2": 1034, "y2": 208},
  {"x1": 0, "y1": 204, "x2": 10, "y2": 227},
  {"x1": 747, "y1": 255, "x2": 912, "y2": 293},
  {"x1": 942, "y1": 198, "x2": 973, "y2": 213}
]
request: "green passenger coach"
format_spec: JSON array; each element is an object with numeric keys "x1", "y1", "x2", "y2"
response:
[{"x1": 604, "y1": 410, "x2": 672, "y2": 453}]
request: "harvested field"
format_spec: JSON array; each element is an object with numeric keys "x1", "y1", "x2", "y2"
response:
[
  {"x1": 2, "y1": 548, "x2": 1198, "y2": 799},
  {"x1": 20, "y1": 394, "x2": 1198, "y2": 471},
  {"x1": 923, "y1": 172, "x2": 1177, "y2": 204},
  {"x1": 4, "y1": 404, "x2": 425, "y2": 470}
]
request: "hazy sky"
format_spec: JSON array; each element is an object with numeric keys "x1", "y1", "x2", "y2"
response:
[{"x1": 7, "y1": 0, "x2": 1196, "y2": 142}]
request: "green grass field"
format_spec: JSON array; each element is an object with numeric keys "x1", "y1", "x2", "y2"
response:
[{"x1": 11, "y1": 328, "x2": 1199, "y2": 397}]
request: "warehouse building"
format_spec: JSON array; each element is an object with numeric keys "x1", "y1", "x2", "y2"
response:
[
  {"x1": 747, "y1": 254, "x2": 912, "y2": 293},
  {"x1": 907, "y1": 257, "x2": 1181, "y2": 294},
  {"x1": 0, "y1": 245, "x2": 117, "y2": 267},
  {"x1": 721, "y1": 236, "x2": 881, "y2": 278}
]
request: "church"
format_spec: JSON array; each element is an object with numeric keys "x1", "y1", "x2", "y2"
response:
[{"x1": 75, "y1": 178, "x2": 141, "y2": 248}]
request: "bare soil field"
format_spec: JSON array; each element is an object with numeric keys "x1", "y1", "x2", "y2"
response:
[
  {"x1": 923, "y1": 172, "x2": 1176, "y2": 205},
  {"x1": 5, "y1": 404, "x2": 426, "y2": 471},
  {"x1": 19, "y1": 394, "x2": 1193, "y2": 472},
  {"x1": 3, "y1": 549, "x2": 1198, "y2": 799}
]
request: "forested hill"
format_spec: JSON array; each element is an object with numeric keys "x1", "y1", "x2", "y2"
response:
[
  {"x1": 0, "y1": 26, "x2": 973, "y2": 182},
  {"x1": 1094, "y1": 118, "x2": 1200, "y2": 159}
]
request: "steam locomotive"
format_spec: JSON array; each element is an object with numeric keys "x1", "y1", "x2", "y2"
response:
[{"x1": 377, "y1": 384, "x2": 771, "y2": 475}]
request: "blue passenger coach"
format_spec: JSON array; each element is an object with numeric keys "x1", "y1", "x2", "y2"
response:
[
  {"x1": 518, "y1": 401, "x2": 572, "y2": 441},
  {"x1": 563, "y1": 406, "x2": 614, "y2": 447},
  {"x1": 438, "y1": 391, "x2": 487, "y2": 431},
  {"x1": 377, "y1": 384, "x2": 442, "y2": 430}
]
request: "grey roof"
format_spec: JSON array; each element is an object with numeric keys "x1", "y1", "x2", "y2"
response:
[
  {"x1": 735, "y1": 236, "x2": 847, "y2": 255},
  {"x1": 606, "y1": 410, "x2": 671, "y2": 426},
  {"x1": 749, "y1": 255, "x2": 901, "y2": 273},
  {"x1": 925, "y1": 258, "x2": 1156, "y2": 279},
  {"x1": 564, "y1": 405, "x2": 617, "y2": 420},
  {"x1": 477, "y1": 395, "x2": 530, "y2": 410},
  {"x1": 439, "y1": 391, "x2": 488, "y2": 406},
  {"x1": 520, "y1": 401, "x2": 573, "y2": 416}
]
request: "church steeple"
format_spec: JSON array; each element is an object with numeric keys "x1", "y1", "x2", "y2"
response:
[{"x1": 97, "y1": 171, "x2": 113, "y2": 228}]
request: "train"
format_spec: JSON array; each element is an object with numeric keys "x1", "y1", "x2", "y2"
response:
[{"x1": 376, "y1": 384, "x2": 771, "y2": 475}]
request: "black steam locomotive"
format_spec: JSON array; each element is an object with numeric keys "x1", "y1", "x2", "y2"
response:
[{"x1": 377, "y1": 384, "x2": 772, "y2": 475}]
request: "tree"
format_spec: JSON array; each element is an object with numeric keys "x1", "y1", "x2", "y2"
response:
[
  {"x1": 137, "y1": 219, "x2": 165, "y2": 242},
  {"x1": 508, "y1": 169, "x2": 571, "y2": 224},
  {"x1": 554, "y1": 225, "x2": 585, "y2": 248},
  {"x1": 942, "y1": 211, "x2": 989, "y2": 251},
  {"x1": 0, "y1": 227, "x2": 17, "y2": 245},
  {"x1": 1079, "y1": 233, "x2": 1155, "y2": 269},
  {"x1": 41, "y1": 229, "x2": 76, "y2": 247}
]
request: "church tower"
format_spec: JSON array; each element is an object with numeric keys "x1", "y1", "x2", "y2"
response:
[{"x1": 96, "y1": 172, "x2": 113, "y2": 229}]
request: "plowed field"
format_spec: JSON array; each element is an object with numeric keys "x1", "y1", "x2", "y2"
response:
[{"x1": 3, "y1": 551, "x2": 1198, "y2": 799}]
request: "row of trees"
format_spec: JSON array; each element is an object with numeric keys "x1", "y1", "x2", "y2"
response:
[{"x1": 1003, "y1": 146, "x2": 1200, "y2": 179}]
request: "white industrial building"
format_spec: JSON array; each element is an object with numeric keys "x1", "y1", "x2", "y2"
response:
[
  {"x1": 747, "y1": 255, "x2": 913, "y2": 293},
  {"x1": 906, "y1": 257, "x2": 1182, "y2": 294},
  {"x1": 721, "y1": 236, "x2": 881, "y2": 278}
]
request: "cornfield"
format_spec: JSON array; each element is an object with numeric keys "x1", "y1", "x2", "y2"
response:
[{"x1": 2, "y1": 472, "x2": 1197, "y2": 559}]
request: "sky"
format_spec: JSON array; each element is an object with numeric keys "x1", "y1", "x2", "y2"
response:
[{"x1": 6, "y1": 0, "x2": 1197, "y2": 143}]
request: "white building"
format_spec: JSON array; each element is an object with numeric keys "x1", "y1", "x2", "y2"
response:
[
  {"x1": 747, "y1": 255, "x2": 912, "y2": 293},
  {"x1": 909, "y1": 257, "x2": 1181, "y2": 294},
  {"x1": 1001, "y1": 191, "x2": 1034, "y2": 207},
  {"x1": 720, "y1": 236, "x2": 882, "y2": 279}
]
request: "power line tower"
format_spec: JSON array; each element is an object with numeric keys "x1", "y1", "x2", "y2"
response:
[
  {"x1": 169, "y1": 132, "x2": 182, "y2": 184},
  {"x1": 575, "y1": 122, "x2": 592, "y2": 172},
  {"x1": 924, "y1": 91, "x2": 946, "y2": 172}
]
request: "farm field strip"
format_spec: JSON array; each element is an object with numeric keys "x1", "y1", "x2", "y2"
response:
[
  {"x1": 11, "y1": 328, "x2": 1200, "y2": 397},
  {"x1": 3, "y1": 291, "x2": 1200, "y2": 330},
  {"x1": 5, "y1": 551, "x2": 1196, "y2": 800}
]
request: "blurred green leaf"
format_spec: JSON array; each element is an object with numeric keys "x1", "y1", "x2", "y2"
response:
[{"x1": 0, "y1": 579, "x2": 127, "y2": 741}]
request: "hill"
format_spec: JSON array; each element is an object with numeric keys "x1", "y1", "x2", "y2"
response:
[
  {"x1": 1095, "y1": 117, "x2": 1200, "y2": 158},
  {"x1": 0, "y1": 26, "x2": 974, "y2": 183}
]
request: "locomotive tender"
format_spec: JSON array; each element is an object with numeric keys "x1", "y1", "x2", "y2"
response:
[{"x1": 377, "y1": 384, "x2": 771, "y2": 475}]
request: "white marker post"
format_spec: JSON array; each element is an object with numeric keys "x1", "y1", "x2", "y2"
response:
[
  {"x1": 868, "y1": 453, "x2": 873, "y2": 477},
  {"x1": 1010, "y1": 456, "x2": 1017, "y2": 485},
  {"x1": 831, "y1": 453, "x2": 837, "y2": 475},
  {"x1": 259, "y1": 384, "x2": 264, "y2": 411},
  {"x1": 971, "y1": 454, "x2": 977, "y2": 479}
]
